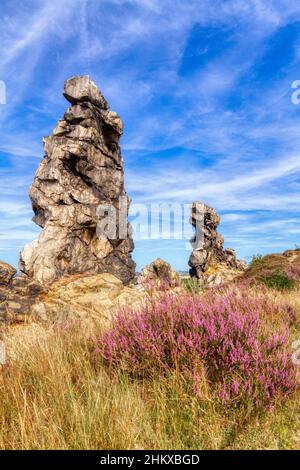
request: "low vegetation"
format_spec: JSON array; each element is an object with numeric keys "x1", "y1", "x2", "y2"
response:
[
  {"x1": 98, "y1": 285, "x2": 297, "y2": 409},
  {"x1": 0, "y1": 281, "x2": 299, "y2": 449}
]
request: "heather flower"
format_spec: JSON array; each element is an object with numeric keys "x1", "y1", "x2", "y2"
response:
[{"x1": 96, "y1": 286, "x2": 298, "y2": 408}]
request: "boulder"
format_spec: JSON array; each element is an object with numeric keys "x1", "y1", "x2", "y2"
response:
[
  {"x1": 137, "y1": 258, "x2": 180, "y2": 289},
  {"x1": 63, "y1": 75, "x2": 109, "y2": 109},
  {"x1": 32, "y1": 273, "x2": 144, "y2": 327},
  {"x1": 0, "y1": 269, "x2": 144, "y2": 326},
  {"x1": 0, "y1": 261, "x2": 16, "y2": 285}
]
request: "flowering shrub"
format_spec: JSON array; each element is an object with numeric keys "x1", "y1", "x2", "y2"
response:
[
  {"x1": 96, "y1": 286, "x2": 298, "y2": 408},
  {"x1": 247, "y1": 253, "x2": 300, "y2": 291}
]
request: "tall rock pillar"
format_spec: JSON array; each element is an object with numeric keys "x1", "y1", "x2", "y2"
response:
[{"x1": 20, "y1": 76, "x2": 135, "y2": 284}]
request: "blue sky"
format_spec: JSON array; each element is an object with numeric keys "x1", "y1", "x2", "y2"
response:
[{"x1": 1, "y1": 0, "x2": 300, "y2": 272}]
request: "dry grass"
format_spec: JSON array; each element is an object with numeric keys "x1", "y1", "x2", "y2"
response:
[{"x1": 0, "y1": 286, "x2": 299, "y2": 450}]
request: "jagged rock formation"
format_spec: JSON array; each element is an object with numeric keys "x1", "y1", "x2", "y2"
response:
[
  {"x1": 20, "y1": 76, "x2": 135, "y2": 285},
  {"x1": 137, "y1": 258, "x2": 180, "y2": 289},
  {"x1": 188, "y1": 202, "x2": 246, "y2": 285}
]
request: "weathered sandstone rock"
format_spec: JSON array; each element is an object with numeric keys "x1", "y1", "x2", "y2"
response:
[
  {"x1": 31, "y1": 273, "x2": 144, "y2": 327},
  {"x1": 188, "y1": 202, "x2": 246, "y2": 285},
  {"x1": 137, "y1": 258, "x2": 180, "y2": 289},
  {"x1": 0, "y1": 261, "x2": 16, "y2": 285},
  {"x1": 242, "y1": 248, "x2": 300, "y2": 284},
  {"x1": 0, "y1": 259, "x2": 144, "y2": 326},
  {"x1": 19, "y1": 76, "x2": 135, "y2": 285},
  {"x1": 0, "y1": 260, "x2": 45, "y2": 323}
]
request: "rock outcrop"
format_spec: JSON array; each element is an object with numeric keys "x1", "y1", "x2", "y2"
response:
[
  {"x1": 188, "y1": 202, "x2": 246, "y2": 285},
  {"x1": 0, "y1": 261, "x2": 16, "y2": 285},
  {"x1": 0, "y1": 261, "x2": 45, "y2": 323},
  {"x1": 32, "y1": 273, "x2": 144, "y2": 327},
  {"x1": 20, "y1": 76, "x2": 135, "y2": 285},
  {"x1": 0, "y1": 259, "x2": 143, "y2": 326}
]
